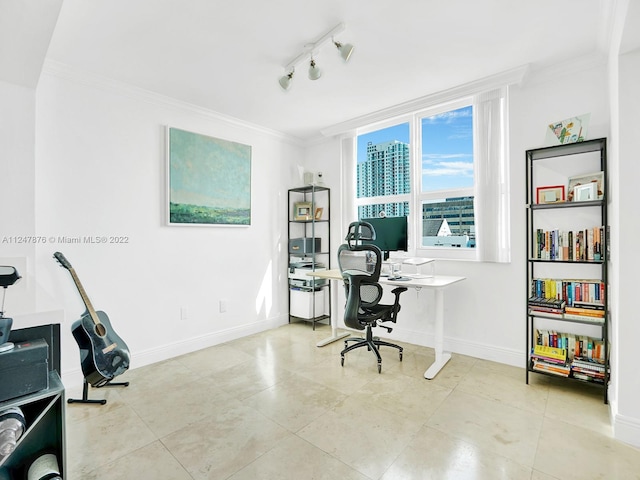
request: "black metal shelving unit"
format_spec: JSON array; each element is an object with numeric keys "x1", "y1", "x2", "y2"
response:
[
  {"x1": 525, "y1": 137, "x2": 609, "y2": 403},
  {"x1": 287, "y1": 185, "x2": 331, "y2": 329}
]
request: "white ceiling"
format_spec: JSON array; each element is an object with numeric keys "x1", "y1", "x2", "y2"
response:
[{"x1": 1, "y1": 0, "x2": 619, "y2": 142}]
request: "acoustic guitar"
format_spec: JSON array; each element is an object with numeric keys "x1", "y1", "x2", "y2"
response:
[{"x1": 53, "y1": 252, "x2": 130, "y2": 387}]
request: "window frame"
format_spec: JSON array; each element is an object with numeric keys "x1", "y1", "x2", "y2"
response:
[
  {"x1": 415, "y1": 97, "x2": 477, "y2": 260},
  {"x1": 355, "y1": 98, "x2": 478, "y2": 261}
]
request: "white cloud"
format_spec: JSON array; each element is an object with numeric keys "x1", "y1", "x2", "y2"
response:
[{"x1": 423, "y1": 160, "x2": 474, "y2": 177}]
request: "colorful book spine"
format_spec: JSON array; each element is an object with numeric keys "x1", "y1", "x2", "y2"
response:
[
  {"x1": 532, "y1": 226, "x2": 604, "y2": 261},
  {"x1": 533, "y1": 344, "x2": 567, "y2": 362}
]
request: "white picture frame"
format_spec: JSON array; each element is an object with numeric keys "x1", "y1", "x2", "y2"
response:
[
  {"x1": 573, "y1": 182, "x2": 598, "y2": 202},
  {"x1": 567, "y1": 171, "x2": 604, "y2": 202}
]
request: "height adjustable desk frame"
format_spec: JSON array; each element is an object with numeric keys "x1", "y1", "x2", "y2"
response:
[{"x1": 308, "y1": 269, "x2": 465, "y2": 379}]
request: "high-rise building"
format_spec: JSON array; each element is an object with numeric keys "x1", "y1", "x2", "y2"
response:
[
  {"x1": 357, "y1": 140, "x2": 410, "y2": 218},
  {"x1": 356, "y1": 141, "x2": 475, "y2": 248},
  {"x1": 422, "y1": 196, "x2": 475, "y2": 241}
]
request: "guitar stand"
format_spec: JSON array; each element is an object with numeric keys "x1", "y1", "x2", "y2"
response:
[{"x1": 67, "y1": 378, "x2": 130, "y2": 406}]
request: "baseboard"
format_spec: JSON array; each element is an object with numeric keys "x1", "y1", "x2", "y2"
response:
[
  {"x1": 388, "y1": 326, "x2": 524, "y2": 368},
  {"x1": 611, "y1": 400, "x2": 640, "y2": 448},
  {"x1": 61, "y1": 315, "x2": 288, "y2": 389}
]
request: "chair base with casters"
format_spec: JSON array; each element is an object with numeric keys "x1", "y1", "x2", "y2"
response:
[
  {"x1": 340, "y1": 285, "x2": 407, "y2": 373},
  {"x1": 341, "y1": 325, "x2": 404, "y2": 373}
]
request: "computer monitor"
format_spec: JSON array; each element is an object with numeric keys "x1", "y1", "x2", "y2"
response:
[{"x1": 361, "y1": 216, "x2": 408, "y2": 260}]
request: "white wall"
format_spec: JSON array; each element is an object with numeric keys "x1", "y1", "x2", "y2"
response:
[
  {"x1": 0, "y1": 80, "x2": 36, "y2": 262},
  {"x1": 613, "y1": 48, "x2": 640, "y2": 445},
  {"x1": 29, "y1": 68, "x2": 304, "y2": 384}
]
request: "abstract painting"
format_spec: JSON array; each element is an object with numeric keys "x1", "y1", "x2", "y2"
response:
[{"x1": 168, "y1": 127, "x2": 251, "y2": 226}]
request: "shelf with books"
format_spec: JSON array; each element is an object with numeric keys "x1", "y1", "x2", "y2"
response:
[
  {"x1": 528, "y1": 309, "x2": 605, "y2": 325},
  {"x1": 529, "y1": 329, "x2": 608, "y2": 384},
  {"x1": 525, "y1": 137, "x2": 609, "y2": 403},
  {"x1": 532, "y1": 226, "x2": 605, "y2": 261}
]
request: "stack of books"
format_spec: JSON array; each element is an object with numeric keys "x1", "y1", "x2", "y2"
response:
[
  {"x1": 530, "y1": 344, "x2": 570, "y2": 377},
  {"x1": 528, "y1": 296, "x2": 565, "y2": 316},
  {"x1": 571, "y1": 356, "x2": 606, "y2": 383},
  {"x1": 564, "y1": 301, "x2": 605, "y2": 323}
]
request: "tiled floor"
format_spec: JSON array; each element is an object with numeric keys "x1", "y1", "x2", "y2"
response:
[{"x1": 64, "y1": 323, "x2": 640, "y2": 479}]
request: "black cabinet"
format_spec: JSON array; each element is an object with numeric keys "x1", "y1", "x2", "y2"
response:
[{"x1": 0, "y1": 324, "x2": 66, "y2": 478}]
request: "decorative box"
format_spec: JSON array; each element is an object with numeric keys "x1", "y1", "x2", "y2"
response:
[{"x1": 0, "y1": 339, "x2": 49, "y2": 403}]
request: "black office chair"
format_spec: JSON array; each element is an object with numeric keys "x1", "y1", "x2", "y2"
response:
[{"x1": 338, "y1": 221, "x2": 407, "y2": 373}]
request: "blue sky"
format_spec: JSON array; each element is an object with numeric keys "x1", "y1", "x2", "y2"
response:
[{"x1": 357, "y1": 106, "x2": 474, "y2": 191}]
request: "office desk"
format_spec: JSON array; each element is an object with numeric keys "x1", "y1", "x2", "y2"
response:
[{"x1": 308, "y1": 269, "x2": 465, "y2": 379}]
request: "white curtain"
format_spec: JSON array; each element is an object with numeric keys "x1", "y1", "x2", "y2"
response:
[
  {"x1": 474, "y1": 87, "x2": 511, "y2": 263},
  {"x1": 340, "y1": 135, "x2": 357, "y2": 243}
]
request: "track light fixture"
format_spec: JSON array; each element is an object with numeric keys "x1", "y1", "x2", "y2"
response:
[
  {"x1": 279, "y1": 69, "x2": 294, "y2": 91},
  {"x1": 308, "y1": 56, "x2": 321, "y2": 80},
  {"x1": 334, "y1": 40, "x2": 354, "y2": 62},
  {"x1": 278, "y1": 23, "x2": 354, "y2": 91}
]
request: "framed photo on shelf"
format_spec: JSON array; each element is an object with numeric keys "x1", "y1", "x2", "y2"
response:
[
  {"x1": 294, "y1": 202, "x2": 312, "y2": 220},
  {"x1": 314, "y1": 207, "x2": 324, "y2": 220},
  {"x1": 573, "y1": 182, "x2": 598, "y2": 202},
  {"x1": 536, "y1": 185, "x2": 565, "y2": 204},
  {"x1": 567, "y1": 171, "x2": 604, "y2": 202}
]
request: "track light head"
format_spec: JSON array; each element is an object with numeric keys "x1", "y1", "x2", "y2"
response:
[
  {"x1": 279, "y1": 69, "x2": 294, "y2": 90},
  {"x1": 334, "y1": 40, "x2": 354, "y2": 62},
  {"x1": 308, "y1": 58, "x2": 321, "y2": 80}
]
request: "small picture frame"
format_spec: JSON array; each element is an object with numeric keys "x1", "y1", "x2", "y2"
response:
[
  {"x1": 314, "y1": 207, "x2": 324, "y2": 220},
  {"x1": 294, "y1": 202, "x2": 312, "y2": 220},
  {"x1": 573, "y1": 182, "x2": 598, "y2": 202},
  {"x1": 536, "y1": 185, "x2": 565, "y2": 204},
  {"x1": 567, "y1": 171, "x2": 604, "y2": 202},
  {"x1": 546, "y1": 114, "x2": 590, "y2": 145}
]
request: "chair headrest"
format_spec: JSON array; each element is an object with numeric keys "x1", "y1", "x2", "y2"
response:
[{"x1": 345, "y1": 221, "x2": 376, "y2": 247}]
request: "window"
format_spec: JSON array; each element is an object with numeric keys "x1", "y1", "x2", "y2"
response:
[
  {"x1": 356, "y1": 123, "x2": 410, "y2": 219},
  {"x1": 353, "y1": 89, "x2": 509, "y2": 262},
  {"x1": 419, "y1": 104, "x2": 475, "y2": 249}
]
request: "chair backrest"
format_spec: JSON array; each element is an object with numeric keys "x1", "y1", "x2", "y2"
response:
[
  {"x1": 337, "y1": 243, "x2": 383, "y2": 282},
  {"x1": 344, "y1": 221, "x2": 375, "y2": 249},
  {"x1": 338, "y1": 240, "x2": 385, "y2": 330}
]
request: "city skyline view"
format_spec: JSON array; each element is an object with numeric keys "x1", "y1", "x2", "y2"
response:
[
  {"x1": 356, "y1": 105, "x2": 474, "y2": 192},
  {"x1": 356, "y1": 105, "x2": 476, "y2": 248}
]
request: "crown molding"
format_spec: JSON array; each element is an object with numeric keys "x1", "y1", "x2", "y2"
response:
[
  {"x1": 41, "y1": 59, "x2": 306, "y2": 147},
  {"x1": 523, "y1": 52, "x2": 608, "y2": 87},
  {"x1": 320, "y1": 64, "x2": 529, "y2": 138}
]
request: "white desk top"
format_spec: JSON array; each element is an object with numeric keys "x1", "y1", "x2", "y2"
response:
[{"x1": 309, "y1": 268, "x2": 465, "y2": 288}]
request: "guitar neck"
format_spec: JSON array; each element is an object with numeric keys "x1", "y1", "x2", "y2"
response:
[{"x1": 68, "y1": 267, "x2": 100, "y2": 325}]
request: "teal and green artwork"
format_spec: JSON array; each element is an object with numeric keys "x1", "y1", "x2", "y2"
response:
[{"x1": 168, "y1": 127, "x2": 251, "y2": 225}]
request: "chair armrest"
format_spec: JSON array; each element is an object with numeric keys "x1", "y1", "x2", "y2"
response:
[{"x1": 385, "y1": 287, "x2": 408, "y2": 323}]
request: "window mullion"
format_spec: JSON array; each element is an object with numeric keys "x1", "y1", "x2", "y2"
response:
[{"x1": 409, "y1": 113, "x2": 421, "y2": 254}]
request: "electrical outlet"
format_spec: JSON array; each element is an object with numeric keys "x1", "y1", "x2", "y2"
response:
[
  {"x1": 219, "y1": 300, "x2": 227, "y2": 313},
  {"x1": 180, "y1": 306, "x2": 188, "y2": 320}
]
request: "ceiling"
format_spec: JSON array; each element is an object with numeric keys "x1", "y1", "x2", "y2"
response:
[{"x1": 0, "y1": 0, "x2": 621, "y2": 142}]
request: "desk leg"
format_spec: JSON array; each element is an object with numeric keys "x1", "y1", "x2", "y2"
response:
[
  {"x1": 424, "y1": 288, "x2": 451, "y2": 379},
  {"x1": 317, "y1": 279, "x2": 349, "y2": 347}
]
